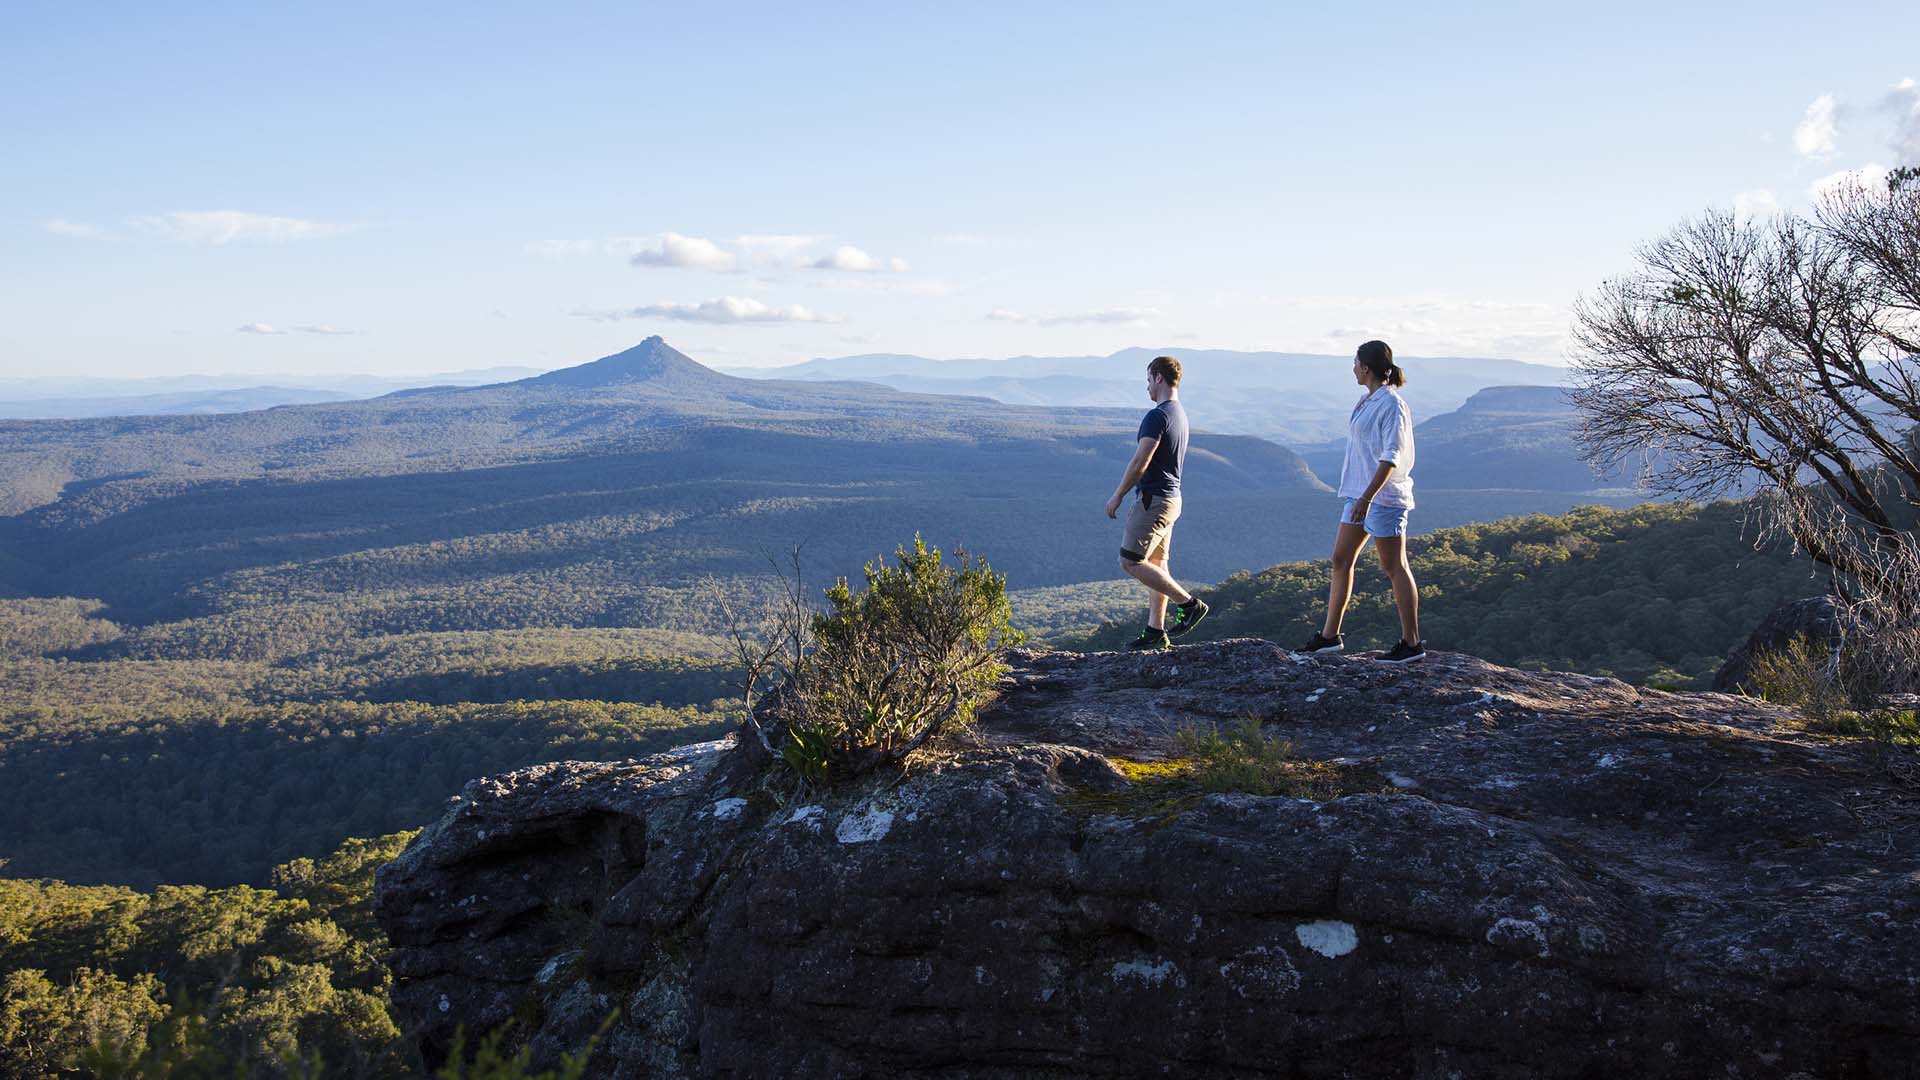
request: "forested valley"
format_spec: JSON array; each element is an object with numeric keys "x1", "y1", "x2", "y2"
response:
[{"x1": 0, "y1": 341, "x2": 1822, "y2": 1076}]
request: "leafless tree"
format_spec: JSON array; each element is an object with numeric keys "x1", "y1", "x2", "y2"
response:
[
  {"x1": 1571, "y1": 168, "x2": 1920, "y2": 689},
  {"x1": 709, "y1": 548, "x2": 816, "y2": 763}
]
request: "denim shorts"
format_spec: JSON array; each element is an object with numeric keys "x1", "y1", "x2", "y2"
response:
[{"x1": 1341, "y1": 498, "x2": 1410, "y2": 538}]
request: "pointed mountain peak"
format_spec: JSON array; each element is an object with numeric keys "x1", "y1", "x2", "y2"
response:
[{"x1": 519, "y1": 337, "x2": 734, "y2": 390}]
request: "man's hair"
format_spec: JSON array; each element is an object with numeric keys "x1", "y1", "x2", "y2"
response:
[{"x1": 1148, "y1": 355, "x2": 1182, "y2": 388}]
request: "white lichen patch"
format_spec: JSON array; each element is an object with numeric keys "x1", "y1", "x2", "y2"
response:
[
  {"x1": 659, "y1": 738, "x2": 729, "y2": 762},
  {"x1": 709, "y1": 798, "x2": 747, "y2": 820},
  {"x1": 536, "y1": 951, "x2": 581, "y2": 985},
  {"x1": 437, "y1": 994, "x2": 451, "y2": 1013},
  {"x1": 1595, "y1": 752, "x2": 1623, "y2": 769},
  {"x1": 1295, "y1": 920, "x2": 1360, "y2": 958},
  {"x1": 784, "y1": 804, "x2": 824, "y2": 829},
  {"x1": 1219, "y1": 946, "x2": 1301, "y2": 998},
  {"x1": 1487, "y1": 917, "x2": 1552, "y2": 957},
  {"x1": 835, "y1": 807, "x2": 895, "y2": 844},
  {"x1": 1476, "y1": 775, "x2": 1522, "y2": 790},
  {"x1": 1110, "y1": 956, "x2": 1182, "y2": 987},
  {"x1": 1305, "y1": 688, "x2": 1327, "y2": 703},
  {"x1": 1385, "y1": 772, "x2": 1419, "y2": 789}
]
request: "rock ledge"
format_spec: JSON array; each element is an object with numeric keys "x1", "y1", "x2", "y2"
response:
[{"x1": 376, "y1": 640, "x2": 1920, "y2": 1078}]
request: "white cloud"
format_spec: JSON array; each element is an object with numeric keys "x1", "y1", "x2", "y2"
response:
[
  {"x1": 1883, "y1": 77, "x2": 1920, "y2": 164},
  {"x1": 42, "y1": 219, "x2": 104, "y2": 238},
  {"x1": 1809, "y1": 164, "x2": 1891, "y2": 202},
  {"x1": 294, "y1": 325, "x2": 358, "y2": 335},
  {"x1": 237, "y1": 323, "x2": 286, "y2": 334},
  {"x1": 809, "y1": 245, "x2": 908, "y2": 273},
  {"x1": 1794, "y1": 93, "x2": 1839, "y2": 159},
  {"x1": 572, "y1": 296, "x2": 839, "y2": 324},
  {"x1": 534, "y1": 231, "x2": 907, "y2": 275},
  {"x1": 1732, "y1": 189, "x2": 1781, "y2": 220},
  {"x1": 735, "y1": 234, "x2": 819, "y2": 263},
  {"x1": 630, "y1": 232, "x2": 739, "y2": 272},
  {"x1": 137, "y1": 211, "x2": 348, "y2": 245},
  {"x1": 987, "y1": 308, "x2": 1157, "y2": 326},
  {"x1": 527, "y1": 239, "x2": 598, "y2": 258}
]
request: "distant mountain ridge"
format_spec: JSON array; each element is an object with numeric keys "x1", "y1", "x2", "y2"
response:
[
  {"x1": 727, "y1": 346, "x2": 1571, "y2": 445},
  {"x1": 0, "y1": 339, "x2": 1338, "y2": 628},
  {"x1": 513, "y1": 336, "x2": 743, "y2": 391},
  {"x1": 0, "y1": 366, "x2": 547, "y2": 420}
]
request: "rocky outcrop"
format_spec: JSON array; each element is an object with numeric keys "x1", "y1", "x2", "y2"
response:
[
  {"x1": 376, "y1": 641, "x2": 1920, "y2": 1078},
  {"x1": 1713, "y1": 594, "x2": 1851, "y2": 693}
]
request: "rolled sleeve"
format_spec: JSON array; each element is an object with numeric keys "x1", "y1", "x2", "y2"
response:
[{"x1": 1375, "y1": 403, "x2": 1412, "y2": 466}]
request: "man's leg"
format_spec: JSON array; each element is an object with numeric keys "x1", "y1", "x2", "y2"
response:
[
  {"x1": 1321, "y1": 523, "x2": 1370, "y2": 639},
  {"x1": 1373, "y1": 535, "x2": 1421, "y2": 644},
  {"x1": 1120, "y1": 553, "x2": 1191, "y2": 629},
  {"x1": 1147, "y1": 550, "x2": 1175, "y2": 629}
]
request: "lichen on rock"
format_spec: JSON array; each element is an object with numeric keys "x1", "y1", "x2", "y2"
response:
[{"x1": 376, "y1": 639, "x2": 1920, "y2": 1077}]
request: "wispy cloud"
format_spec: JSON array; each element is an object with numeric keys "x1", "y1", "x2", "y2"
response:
[
  {"x1": 1809, "y1": 164, "x2": 1891, "y2": 201},
  {"x1": 810, "y1": 245, "x2": 908, "y2": 273},
  {"x1": 986, "y1": 307, "x2": 1157, "y2": 326},
  {"x1": 1883, "y1": 77, "x2": 1920, "y2": 164},
  {"x1": 138, "y1": 211, "x2": 350, "y2": 245},
  {"x1": 735, "y1": 234, "x2": 818, "y2": 264},
  {"x1": 1794, "y1": 93, "x2": 1839, "y2": 159},
  {"x1": 537, "y1": 231, "x2": 908, "y2": 275},
  {"x1": 237, "y1": 322, "x2": 361, "y2": 335},
  {"x1": 630, "y1": 232, "x2": 740, "y2": 272},
  {"x1": 1732, "y1": 189, "x2": 1781, "y2": 220},
  {"x1": 42, "y1": 218, "x2": 105, "y2": 239},
  {"x1": 572, "y1": 296, "x2": 840, "y2": 324},
  {"x1": 527, "y1": 239, "x2": 599, "y2": 258}
]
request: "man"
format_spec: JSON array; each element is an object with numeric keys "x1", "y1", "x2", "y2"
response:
[{"x1": 1105, "y1": 355, "x2": 1208, "y2": 650}]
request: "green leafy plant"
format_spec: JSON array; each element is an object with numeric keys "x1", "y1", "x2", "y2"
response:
[
  {"x1": 727, "y1": 537, "x2": 1022, "y2": 784},
  {"x1": 435, "y1": 1015, "x2": 610, "y2": 1080},
  {"x1": 1743, "y1": 635, "x2": 1851, "y2": 723}
]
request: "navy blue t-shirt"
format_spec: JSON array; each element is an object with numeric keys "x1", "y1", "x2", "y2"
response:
[{"x1": 1135, "y1": 399, "x2": 1188, "y2": 497}]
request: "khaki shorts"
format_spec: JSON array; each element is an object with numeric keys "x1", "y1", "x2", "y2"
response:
[{"x1": 1120, "y1": 491, "x2": 1181, "y2": 562}]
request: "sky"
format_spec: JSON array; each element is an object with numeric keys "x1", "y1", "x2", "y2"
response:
[{"x1": 3, "y1": 1, "x2": 1917, "y2": 379}]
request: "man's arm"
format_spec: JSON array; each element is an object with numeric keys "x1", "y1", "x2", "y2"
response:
[{"x1": 1106, "y1": 436, "x2": 1159, "y2": 518}]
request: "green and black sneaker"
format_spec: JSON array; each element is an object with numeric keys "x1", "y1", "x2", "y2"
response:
[
  {"x1": 1126, "y1": 626, "x2": 1171, "y2": 651},
  {"x1": 1168, "y1": 596, "x2": 1209, "y2": 638}
]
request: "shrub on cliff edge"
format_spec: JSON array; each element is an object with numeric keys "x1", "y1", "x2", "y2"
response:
[{"x1": 725, "y1": 537, "x2": 1023, "y2": 784}]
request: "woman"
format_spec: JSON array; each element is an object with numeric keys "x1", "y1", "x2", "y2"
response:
[{"x1": 1297, "y1": 339, "x2": 1425, "y2": 663}]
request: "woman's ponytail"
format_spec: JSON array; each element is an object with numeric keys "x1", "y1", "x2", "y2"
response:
[{"x1": 1357, "y1": 339, "x2": 1405, "y2": 387}]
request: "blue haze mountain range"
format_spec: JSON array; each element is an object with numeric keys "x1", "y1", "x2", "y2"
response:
[{"x1": 728, "y1": 346, "x2": 1573, "y2": 447}]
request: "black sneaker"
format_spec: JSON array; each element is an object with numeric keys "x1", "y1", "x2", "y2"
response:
[
  {"x1": 1380, "y1": 640, "x2": 1426, "y2": 664},
  {"x1": 1295, "y1": 632, "x2": 1344, "y2": 655},
  {"x1": 1126, "y1": 627, "x2": 1170, "y2": 651},
  {"x1": 1167, "y1": 597, "x2": 1209, "y2": 638}
]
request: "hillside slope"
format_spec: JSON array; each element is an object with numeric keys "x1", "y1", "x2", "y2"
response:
[
  {"x1": 1077, "y1": 501, "x2": 1816, "y2": 686},
  {"x1": 0, "y1": 339, "x2": 1335, "y2": 618}
]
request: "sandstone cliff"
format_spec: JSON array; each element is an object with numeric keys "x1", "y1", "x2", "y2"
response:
[{"x1": 375, "y1": 641, "x2": 1920, "y2": 1077}]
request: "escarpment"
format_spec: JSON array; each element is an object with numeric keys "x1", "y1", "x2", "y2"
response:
[{"x1": 375, "y1": 640, "x2": 1920, "y2": 1078}]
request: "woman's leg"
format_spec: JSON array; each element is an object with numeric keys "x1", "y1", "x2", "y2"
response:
[
  {"x1": 1373, "y1": 534, "x2": 1421, "y2": 644},
  {"x1": 1322, "y1": 523, "x2": 1370, "y2": 638}
]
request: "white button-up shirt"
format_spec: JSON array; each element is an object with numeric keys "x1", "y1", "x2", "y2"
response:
[{"x1": 1337, "y1": 386, "x2": 1415, "y2": 509}]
